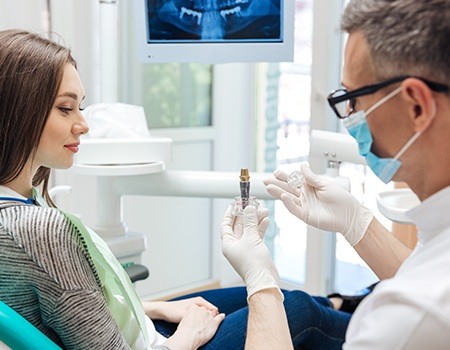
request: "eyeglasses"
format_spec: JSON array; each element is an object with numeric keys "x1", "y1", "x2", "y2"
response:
[{"x1": 327, "y1": 76, "x2": 449, "y2": 119}]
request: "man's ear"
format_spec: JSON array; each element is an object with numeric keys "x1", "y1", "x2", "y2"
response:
[{"x1": 401, "y1": 78, "x2": 437, "y2": 133}]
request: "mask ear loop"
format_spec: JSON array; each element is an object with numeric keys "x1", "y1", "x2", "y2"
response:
[
  {"x1": 378, "y1": 131, "x2": 422, "y2": 182},
  {"x1": 360, "y1": 86, "x2": 404, "y2": 183},
  {"x1": 365, "y1": 86, "x2": 403, "y2": 117},
  {"x1": 392, "y1": 131, "x2": 422, "y2": 162},
  {"x1": 391, "y1": 85, "x2": 438, "y2": 162}
]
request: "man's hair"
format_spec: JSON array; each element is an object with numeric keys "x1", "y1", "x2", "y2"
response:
[
  {"x1": 341, "y1": 0, "x2": 450, "y2": 88},
  {"x1": 0, "y1": 29, "x2": 76, "y2": 205}
]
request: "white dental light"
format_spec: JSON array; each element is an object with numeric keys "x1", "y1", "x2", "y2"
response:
[{"x1": 308, "y1": 129, "x2": 366, "y2": 192}]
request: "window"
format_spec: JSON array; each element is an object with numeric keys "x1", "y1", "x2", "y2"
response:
[
  {"x1": 140, "y1": 63, "x2": 212, "y2": 128},
  {"x1": 120, "y1": 1, "x2": 212, "y2": 129}
]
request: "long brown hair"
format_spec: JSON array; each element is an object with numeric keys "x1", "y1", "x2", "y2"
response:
[{"x1": 0, "y1": 29, "x2": 77, "y2": 206}]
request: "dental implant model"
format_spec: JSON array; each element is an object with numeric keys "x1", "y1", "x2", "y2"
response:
[
  {"x1": 239, "y1": 168, "x2": 250, "y2": 209},
  {"x1": 231, "y1": 168, "x2": 259, "y2": 215}
]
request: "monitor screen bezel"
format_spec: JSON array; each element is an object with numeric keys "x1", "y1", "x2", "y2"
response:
[{"x1": 134, "y1": 0, "x2": 295, "y2": 63}]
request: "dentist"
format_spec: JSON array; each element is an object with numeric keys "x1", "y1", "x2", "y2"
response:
[{"x1": 224, "y1": 0, "x2": 450, "y2": 349}]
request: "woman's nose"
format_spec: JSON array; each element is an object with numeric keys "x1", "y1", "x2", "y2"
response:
[{"x1": 74, "y1": 112, "x2": 90, "y2": 135}]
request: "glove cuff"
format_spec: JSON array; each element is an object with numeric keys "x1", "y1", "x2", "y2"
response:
[
  {"x1": 344, "y1": 206, "x2": 373, "y2": 246},
  {"x1": 247, "y1": 285, "x2": 284, "y2": 302},
  {"x1": 245, "y1": 265, "x2": 284, "y2": 301}
]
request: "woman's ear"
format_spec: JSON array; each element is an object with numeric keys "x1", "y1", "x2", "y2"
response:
[{"x1": 402, "y1": 78, "x2": 437, "y2": 133}]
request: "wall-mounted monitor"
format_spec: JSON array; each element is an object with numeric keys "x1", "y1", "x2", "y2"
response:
[{"x1": 134, "y1": 0, "x2": 295, "y2": 63}]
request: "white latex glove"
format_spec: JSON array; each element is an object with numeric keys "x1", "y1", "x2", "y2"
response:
[
  {"x1": 221, "y1": 205, "x2": 283, "y2": 300},
  {"x1": 264, "y1": 162, "x2": 373, "y2": 246}
]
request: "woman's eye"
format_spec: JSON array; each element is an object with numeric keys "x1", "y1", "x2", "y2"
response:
[{"x1": 59, "y1": 107, "x2": 73, "y2": 114}]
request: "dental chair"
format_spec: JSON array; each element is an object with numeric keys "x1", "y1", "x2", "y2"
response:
[{"x1": 0, "y1": 264, "x2": 149, "y2": 350}]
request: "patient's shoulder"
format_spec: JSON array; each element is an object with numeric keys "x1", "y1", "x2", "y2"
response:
[
  {"x1": 0, "y1": 204, "x2": 75, "y2": 243},
  {"x1": 0, "y1": 204, "x2": 99, "y2": 289}
]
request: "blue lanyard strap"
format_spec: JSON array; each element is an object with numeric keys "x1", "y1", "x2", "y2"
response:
[{"x1": 0, "y1": 196, "x2": 36, "y2": 205}]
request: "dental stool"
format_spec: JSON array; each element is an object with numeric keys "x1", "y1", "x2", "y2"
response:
[{"x1": 0, "y1": 264, "x2": 149, "y2": 350}]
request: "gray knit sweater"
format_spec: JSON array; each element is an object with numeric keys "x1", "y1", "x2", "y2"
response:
[{"x1": 0, "y1": 202, "x2": 132, "y2": 349}]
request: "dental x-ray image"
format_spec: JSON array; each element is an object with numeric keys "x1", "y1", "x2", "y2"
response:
[{"x1": 146, "y1": 0, "x2": 282, "y2": 42}]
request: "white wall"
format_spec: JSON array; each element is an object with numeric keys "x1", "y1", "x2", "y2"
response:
[
  {"x1": 50, "y1": 0, "x2": 102, "y2": 106},
  {"x1": 0, "y1": 0, "x2": 49, "y2": 32}
]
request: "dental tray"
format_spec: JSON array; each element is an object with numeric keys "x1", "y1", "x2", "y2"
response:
[
  {"x1": 74, "y1": 138, "x2": 172, "y2": 166},
  {"x1": 376, "y1": 188, "x2": 420, "y2": 224}
]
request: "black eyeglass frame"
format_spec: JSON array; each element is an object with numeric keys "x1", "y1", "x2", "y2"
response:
[{"x1": 327, "y1": 76, "x2": 449, "y2": 119}]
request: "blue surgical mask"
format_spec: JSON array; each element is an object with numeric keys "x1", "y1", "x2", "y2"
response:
[{"x1": 343, "y1": 87, "x2": 421, "y2": 183}]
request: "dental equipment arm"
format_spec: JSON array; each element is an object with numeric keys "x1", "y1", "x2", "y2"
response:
[{"x1": 113, "y1": 171, "x2": 273, "y2": 199}]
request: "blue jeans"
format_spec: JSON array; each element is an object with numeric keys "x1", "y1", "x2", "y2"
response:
[{"x1": 153, "y1": 287, "x2": 351, "y2": 350}]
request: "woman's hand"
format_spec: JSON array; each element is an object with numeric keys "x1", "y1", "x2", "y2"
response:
[
  {"x1": 143, "y1": 297, "x2": 219, "y2": 324},
  {"x1": 163, "y1": 304, "x2": 225, "y2": 350}
]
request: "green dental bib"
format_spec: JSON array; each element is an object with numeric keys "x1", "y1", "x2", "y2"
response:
[
  {"x1": 61, "y1": 211, "x2": 151, "y2": 349},
  {"x1": 31, "y1": 189, "x2": 151, "y2": 348}
]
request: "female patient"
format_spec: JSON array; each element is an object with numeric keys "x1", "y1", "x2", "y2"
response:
[
  {"x1": 0, "y1": 27, "x2": 239, "y2": 349},
  {"x1": 0, "y1": 28, "x2": 226, "y2": 350},
  {"x1": 0, "y1": 29, "x2": 336, "y2": 350}
]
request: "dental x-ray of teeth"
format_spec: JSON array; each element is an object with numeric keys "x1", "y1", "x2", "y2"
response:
[{"x1": 147, "y1": 0, "x2": 282, "y2": 42}]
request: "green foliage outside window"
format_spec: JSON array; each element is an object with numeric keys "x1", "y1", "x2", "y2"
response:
[{"x1": 141, "y1": 63, "x2": 212, "y2": 128}]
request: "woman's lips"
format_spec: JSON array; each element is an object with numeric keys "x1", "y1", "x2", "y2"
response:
[{"x1": 64, "y1": 143, "x2": 79, "y2": 153}]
